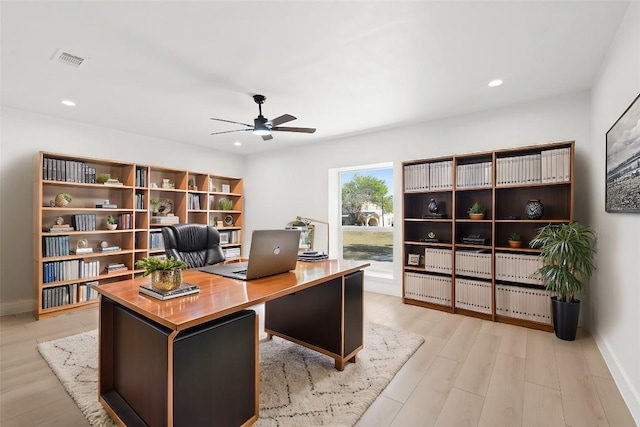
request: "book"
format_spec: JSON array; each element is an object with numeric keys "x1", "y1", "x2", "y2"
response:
[
  {"x1": 96, "y1": 203, "x2": 118, "y2": 208},
  {"x1": 138, "y1": 282, "x2": 200, "y2": 300}
]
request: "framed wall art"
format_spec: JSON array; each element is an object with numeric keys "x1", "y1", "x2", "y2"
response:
[{"x1": 606, "y1": 93, "x2": 640, "y2": 213}]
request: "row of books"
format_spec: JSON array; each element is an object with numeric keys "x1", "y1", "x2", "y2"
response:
[
  {"x1": 496, "y1": 148, "x2": 571, "y2": 186},
  {"x1": 151, "y1": 215, "x2": 179, "y2": 224},
  {"x1": 456, "y1": 162, "x2": 492, "y2": 189},
  {"x1": 495, "y1": 253, "x2": 544, "y2": 285},
  {"x1": 149, "y1": 231, "x2": 165, "y2": 249},
  {"x1": 404, "y1": 272, "x2": 452, "y2": 306},
  {"x1": 72, "y1": 214, "x2": 97, "y2": 231},
  {"x1": 135, "y1": 167, "x2": 147, "y2": 187},
  {"x1": 223, "y1": 247, "x2": 241, "y2": 259},
  {"x1": 403, "y1": 160, "x2": 454, "y2": 191},
  {"x1": 43, "y1": 235, "x2": 70, "y2": 257},
  {"x1": 454, "y1": 278, "x2": 492, "y2": 314},
  {"x1": 135, "y1": 192, "x2": 145, "y2": 210},
  {"x1": 42, "y1": 281, "x2": 99, "y2": 309},
  {"x1": 188, "y1": 193, "x2": 201, "y2": 210},
  {"x1": 117, "y1": 213, "x2": 134, "y2": 230},
  {"x1": 42, "y1": 259, "x2": 100, "y2": 283},
  {"x1": 496, "y1": 284, "x2": 551, "y2": 323},
  {"x1": 423, "y1": 248, "x2": 452, "y2": 274},
  {"x1": 42, "y1": 157, "x2": 97, "y2": 183},
  {"x1": 455, "y1": 250, "x2": 492, "y2": 279}
]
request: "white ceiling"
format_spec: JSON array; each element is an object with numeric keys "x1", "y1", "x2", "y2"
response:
[{"x1": 1, "y1": 1, "x2": 630, "y2": 155}]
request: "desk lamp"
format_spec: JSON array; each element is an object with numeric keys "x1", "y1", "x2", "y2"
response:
[{"x1": 285, "y1": 216, "x2": 330, "y2": 255}]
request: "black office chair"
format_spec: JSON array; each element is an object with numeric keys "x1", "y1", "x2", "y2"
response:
[{"x1": 162, "y1": 223, "x2": 225, "y2": 268}]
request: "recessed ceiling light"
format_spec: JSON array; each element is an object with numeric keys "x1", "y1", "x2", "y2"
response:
[
  {"x1": 234, "y1": 141, "x2": 242, "y2": 146},
  {"x1": 61, "y1": 99, "x2": 76, "y2": 106},
  {"x1": 488, "y1": 79, "x2": 503, "y2": 88}
]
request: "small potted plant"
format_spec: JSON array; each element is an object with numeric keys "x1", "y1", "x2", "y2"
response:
[
  {"x1": 51, "y1": 192, "x2": 72, "y2": 207},
  {"x1": 218, "y1": 198, "x2": 234, "y2": 211},
  {"x1": 136, "y1": 256, "x2": 188, "y2": 291},
  {"x1": 508, "y1": 232, "x2": 522, "y2": 248},
  {"x1": 106, "y1": 215, "x2": 118, "y2": 230},
  {"x1": 530, "y1": 221, "x2": 596, "y2": 341},
  {"x1": 468, "y1": 202, "x2": 486, "y2": 220}
]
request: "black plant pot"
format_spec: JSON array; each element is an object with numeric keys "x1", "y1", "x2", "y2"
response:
[{"x1": 551, "y1": 296, "x2": 580, "y2": 341}]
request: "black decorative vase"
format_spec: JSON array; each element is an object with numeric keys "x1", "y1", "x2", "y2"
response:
[
  {"x1": 428, "y1": 198, "x2": 439, "y2": 213},
  {"x1": 551, "y1": 297, "x2": 580, "y2": 341},
  {"x1": 524, "y1": 199, "x2": 544, "y2": 219}
]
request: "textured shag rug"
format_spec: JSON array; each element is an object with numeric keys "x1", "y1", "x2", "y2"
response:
[{"x1": 38, "y1": 322, "x2": 424, "y2": 427}]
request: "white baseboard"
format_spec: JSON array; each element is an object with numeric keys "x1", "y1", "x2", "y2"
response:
[
  {"x1": 0, "y1": 299, "x2": 34, "y2": 317},
  {"x1": 593, "y1": 330, "x2": 640, "y2": 425},
  {"x1": 364, "y1": 273, "x2": 401, "y2": 297}
]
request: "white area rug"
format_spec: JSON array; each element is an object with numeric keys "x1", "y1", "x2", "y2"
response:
[{"x1": 38, "y1": 322, "x2": 424, "y2": 427}]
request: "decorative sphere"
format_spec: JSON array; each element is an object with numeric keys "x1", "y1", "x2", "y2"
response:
[{"x1": 525, "y1": 200, "x2": 544, "y2": 219}]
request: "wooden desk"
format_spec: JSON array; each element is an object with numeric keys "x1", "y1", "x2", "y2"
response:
[{"x1": 96, "y1": 260, "x2": 369, "y2": 427}]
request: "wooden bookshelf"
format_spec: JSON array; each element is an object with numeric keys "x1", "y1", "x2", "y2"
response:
[
  {"x1": 402, "y1": 141, "x2": 574, "y2": 331},
  {"x1": 33, "y1": 152, "x2": 243, "y2": 319}
]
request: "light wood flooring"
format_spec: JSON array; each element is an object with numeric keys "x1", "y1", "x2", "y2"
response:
[{"x1": 0, "y1": 292, "x2": 636, "y2": 427}]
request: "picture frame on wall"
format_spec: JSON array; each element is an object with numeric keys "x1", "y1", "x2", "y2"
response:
[{"x1": 606, "y1": 93, "x2": 640, "y2": 213}]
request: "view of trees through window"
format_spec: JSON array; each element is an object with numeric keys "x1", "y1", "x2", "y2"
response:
[{"x1": 340, "y1": 166, "x2": 393, "y2": 273}]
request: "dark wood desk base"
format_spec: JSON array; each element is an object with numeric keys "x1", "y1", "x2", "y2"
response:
[
  {"x1": 99, "y1": 299, "x2": 258, "y2": 427},
  {"x1": 264, "y1": 270, "x2": 364, "y2": 371}
]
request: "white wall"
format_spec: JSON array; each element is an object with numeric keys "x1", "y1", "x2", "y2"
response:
[
  {"x1": 0, "y1": 106, "x2": 244, "y2": 314},
  {"x1": 589, "y1": 3, "x2": 640, "y2": 422},
  {"x1": 244, "y1": 91, "x2": 591, "y2": 295}
]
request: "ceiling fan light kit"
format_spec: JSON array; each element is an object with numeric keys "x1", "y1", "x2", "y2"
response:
[{"x1": 210, "y1": 94, "x2": 316, "y2": 141}]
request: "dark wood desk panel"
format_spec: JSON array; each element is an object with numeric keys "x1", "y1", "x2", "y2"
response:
[{"x1": 96, "y1": 260, "x2": 369, "y2": 426}]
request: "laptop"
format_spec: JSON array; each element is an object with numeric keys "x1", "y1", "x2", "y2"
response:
[{"x1": 198, "y1": 229, "x2": 301, "y2": 280}]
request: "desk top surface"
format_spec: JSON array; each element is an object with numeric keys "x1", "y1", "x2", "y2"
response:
[{"x1": 96, "y1": 259, "x2": 369, "y2": 330}]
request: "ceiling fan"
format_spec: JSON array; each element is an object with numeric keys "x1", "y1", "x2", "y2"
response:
[{"x1": 210, "y1": 94, "x2": 316, "y2": 141}]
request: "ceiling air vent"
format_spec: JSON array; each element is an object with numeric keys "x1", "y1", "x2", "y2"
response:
[{"x1": 52, "y1": 49, "x2": 84, "y2": 68}]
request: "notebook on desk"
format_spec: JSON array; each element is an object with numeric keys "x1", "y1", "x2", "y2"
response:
[{"x1": 197, "y1": 229, "x2": 301, "y2": 280}]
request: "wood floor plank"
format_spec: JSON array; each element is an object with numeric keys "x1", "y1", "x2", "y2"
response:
[
  {"x1": 499, "y1": 323, "x2": 528, "y2": 359},
  {"x1": 522, "y1": 382, "x2": 566, "y2": 427},
  {"x1": 592, "y1": 375, "x2": 637, "y2": 427},
  {"x1": 453, "y1": 332, "x2": 500, "y2": 396},
  {"x1": 433, "y1": 387, "x2": 485, "y2": 427},
  {"x1": 478, "y1": 352, "x2": 525, "y2": 427},
  {"x1": 581, "y1": 335, "x2": 614, "y2": 379},
  {"x1": 390, "y1": 357, "x2": 460, "y2": 427},
  {"x1": 525, "y1": 328, "x2": 560, "y2": 390},
  {"x1": 556, "y1": 344, "x2": 609, "y2": 427},
  {"x1": 439, "y1": 316, "x2": 482, "y2": 362},
  {"x1": 382, "y1": 335, "x2": 446, "y2": 403},
  {"x1": 355, "y1": 394, "x2": 403, "y2": 427}
]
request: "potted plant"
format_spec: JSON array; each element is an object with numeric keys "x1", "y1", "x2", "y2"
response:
[
  {"x1": 530, "y1": 221, "x2": 596, "y2": 341},
  {"x1": 106, "y1": 215, "x2": 118, "y2": 230},
  {"x1": 508, "y1": 232, "x2": 522, "y2": 248},
  {"x1": 136, "y1": 256, "x2": 188, "y2": 291},
  {"x1": 468, "y1": 202, "x2": 486, "y2": 220},
  {"x1": 218, "y1": 198, "x2": 234, "y2": 211},
  {"x1": 52, "y1": 192, "x2": 72, "y2": 207}
]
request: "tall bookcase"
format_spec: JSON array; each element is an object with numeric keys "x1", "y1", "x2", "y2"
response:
[
  {"x1": 402, "y1": 141, "x2": 574, "y2": 331},
  {"x1": 33, "y1": 152, "x2": 243, "y2": 319}
]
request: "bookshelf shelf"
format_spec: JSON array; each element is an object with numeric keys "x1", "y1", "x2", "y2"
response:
[
  {"x1": 402, "y1": 141, "x2": 574, "y2": 331},
  {"x1": 34, "y1": 152, "x2": 243, "y2": 319}
]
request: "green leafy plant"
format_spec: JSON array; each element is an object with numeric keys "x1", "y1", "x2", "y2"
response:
[
  {"x1": 509, "y1": 232, "x2": 521, "y2": 241},
  {"x1": 218, "y1": 198, "x2": 233, "y2": 211},
  {"x1": 135, "y1": 256, "x2": 188, "y2": 277},
  {"x1": 106, "y1": 215, "x2": 117, "y2": 225},
  {"x1": 468, "y1": 202, "x2": 486, "y2": 214},
  {"x1": 529, "y1": 222, "x2": 596, "y2": 302},
  {"x1": 96, "y1": 173, "x2": 111, "y2": 184},
  {"x1": 54, "y1": 193, "x2": 72, "y2": 204}
]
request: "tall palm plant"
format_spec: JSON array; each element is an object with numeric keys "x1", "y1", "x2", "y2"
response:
[{"x1": 530, "y1": 221, "x2": 596, "y2": 302}]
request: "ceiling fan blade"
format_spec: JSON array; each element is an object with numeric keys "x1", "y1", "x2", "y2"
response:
[
  {"x1": 270, "y1": 114, "x2": 296, "y2": 126},
  {"x1": 210, "y1": 129, "x2": 252, "y2": 136},
  {"x1": 262, "y1": 134, "x2": 274, "y2": 141},
  {"x1": 209, "y1": 117, "x2": 253, "y2": 128},
  {"x1": 272, "y1": 126, "x2": 316, "y2": 134}
]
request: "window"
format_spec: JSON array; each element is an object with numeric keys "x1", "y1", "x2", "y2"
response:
[{"x1": 335, "y1": 163, "x2": 393, "y2": 276}]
